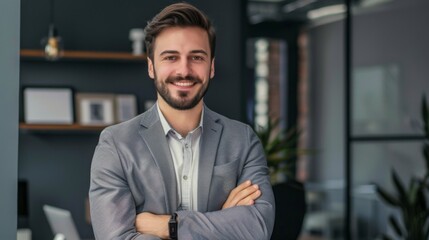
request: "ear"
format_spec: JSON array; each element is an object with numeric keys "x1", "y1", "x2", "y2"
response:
[
  {"x1": 148, "y1": 57, "x2": 155, "y2": 79},
  {"x1": 210, "y1": 58, "x2": 215, "y2": 79}
]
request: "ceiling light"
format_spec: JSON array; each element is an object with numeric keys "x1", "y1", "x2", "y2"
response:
[
  {"x1": 307, "y1": 4, "x2": 346, "y2": 20},
  {"x1": 360, "y1": 0, "x2": 392, "y2": 7},
  {"x1": 283, "y1": 0, "x2": 317, "y2": 13}
]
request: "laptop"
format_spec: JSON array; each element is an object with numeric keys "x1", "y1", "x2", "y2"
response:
[{"x1": 43, "y1": 205, "x2": 81, "y2": 240}]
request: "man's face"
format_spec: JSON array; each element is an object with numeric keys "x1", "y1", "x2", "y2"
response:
[{"x1": 148, "y1": 26, "x2": 215, "y2": 110}]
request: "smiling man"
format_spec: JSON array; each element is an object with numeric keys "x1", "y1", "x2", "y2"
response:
[{"x1": 89, "y1": 3, "x2": 275, "y2": 240}]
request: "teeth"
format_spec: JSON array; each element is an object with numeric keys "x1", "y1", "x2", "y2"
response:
[{"x1": 174, "y1": 82, "x2": 194, "y2": 87}]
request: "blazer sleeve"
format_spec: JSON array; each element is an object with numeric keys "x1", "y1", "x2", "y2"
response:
[
  {"x1": 176, "y1": 125, "x2": 276, "y2": 240},
  {"x1": 89, "y1": 129, "x2": 161, "y2": 240}
]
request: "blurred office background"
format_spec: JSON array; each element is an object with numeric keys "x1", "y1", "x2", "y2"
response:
[{"x1": 2, "y1": 0, "x2": 429, "y2": 239}]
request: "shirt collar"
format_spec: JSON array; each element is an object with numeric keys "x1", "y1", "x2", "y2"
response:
[{"x1": 156, "y1": 101, "x2": 204, "y2": 136}]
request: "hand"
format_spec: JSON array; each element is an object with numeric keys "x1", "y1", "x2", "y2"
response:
[
  {"x1": 222, "y1": 180, "x2": 261, "y2": 209},
  {"x1": 135, "y1": 212, "x2": 170, "y2": 239}
]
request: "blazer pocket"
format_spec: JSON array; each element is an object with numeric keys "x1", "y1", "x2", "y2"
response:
[
  {"x1": 213, "y1": 159, "x2": 240, "y2": 176},
  {"x1": 210, "y1": 159, "x2": 240, "y2": 210}
]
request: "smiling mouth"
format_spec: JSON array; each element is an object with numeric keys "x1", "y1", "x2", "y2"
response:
[{"x1": 172, "y1": 81, "x2": 196, "y2": 87}]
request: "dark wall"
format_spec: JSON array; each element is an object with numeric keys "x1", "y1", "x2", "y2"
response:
[
  {"x1": 19, "y1": 1, "x2": 243, "y2": 239},
  {"x1": 0, "y1": 0, "x2": 20, "y2": 238},
  {"x1": 20, "y1": 0, "x2": 243, "y2": 118}
]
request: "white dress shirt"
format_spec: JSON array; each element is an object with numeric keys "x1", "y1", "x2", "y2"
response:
[{"x1": 157, "y1": 103, "x2": 203, "y2": 211}]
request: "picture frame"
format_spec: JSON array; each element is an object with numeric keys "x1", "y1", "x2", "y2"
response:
[
  {"x1": 75, "y1": 93, "x2": 115, "y2": 126},
  {"x1": 23, "y1": 87, "x2": 74, "y2": 124},
  {"x1": 115, "y1": 94, "x2": 138, "y2": 122}
]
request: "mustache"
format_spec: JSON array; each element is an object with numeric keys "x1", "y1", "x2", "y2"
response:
[{"x1": 166, "y1": 75, "x2": 202, "y2": 83}]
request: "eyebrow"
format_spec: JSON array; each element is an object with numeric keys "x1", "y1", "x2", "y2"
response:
[
  {"x1": 190, "y1": 50, "x2": 208, "y2": 56},
  {"x1": 159, "y1": 50, "x2": 208, "y2": 56},
  {"x1": 159, "y1": 50, "x2": 179, "y2": 56}
]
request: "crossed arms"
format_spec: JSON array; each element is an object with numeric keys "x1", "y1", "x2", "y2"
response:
[
  {"x1": 89, "y1": 126, "x2": 275, "y2": 240},
  {"x1": 136, "y1": 180, "x2": 262, "y2": 238}
]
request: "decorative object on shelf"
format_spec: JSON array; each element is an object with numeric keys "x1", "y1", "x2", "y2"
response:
[
  {"x1": 75, "y1": 93, "x2": 115, "y2": 126},
  {"x1": 115, "y1": 94, "x2": 137, "y2": 122},
  {"x1": 23, "y1": 87, "x2": 74, "y2": 124},
  {"x1": 41, "y1": 0, "x2": 63, "y2": 61},
  {"x1": 42, "y1": 24, "x2": 63, "y2": 61},
  {"x1": 129, "y1": 28, "x2": 145, "y2": 55},
  {"x1": 375, "y1": 95, "x2": 429, "y2": 240}
]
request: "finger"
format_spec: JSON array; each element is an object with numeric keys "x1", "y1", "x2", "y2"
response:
[
  {"x1": 228, "y1": 184, "x2": 259, "y2": 207},
  {"x1": 224, "y1": 180, "x2": 252, "y2": 204},
  {"x1": 229, "y1": 180, "x2": 252, "y2": 198},
  {"x1": 223, "y1": 181, "x2": 252, "y2": 209},
  {"x1": 236, "y1": 189, "x2": 261, "y2": 206},
  {"x1": 234, "y1": 184, "x2": 259, "y2": 201}
]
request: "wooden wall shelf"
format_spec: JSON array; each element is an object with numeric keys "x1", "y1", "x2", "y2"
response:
[
  {"x1": 20, "y1": 49, "x2": 147, "y2": 62},
  {"x1": 19, "y1": 123, "x2": 106, "y2": 133}
]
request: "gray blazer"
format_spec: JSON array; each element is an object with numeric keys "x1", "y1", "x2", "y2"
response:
[{"x1": 89, "y1": 105, "x2": 275, "y2": 240}]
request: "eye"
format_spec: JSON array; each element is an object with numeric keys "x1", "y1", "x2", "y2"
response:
[
  {"x1": 191, "y1": 56, "x2": 205, "y2": 61},
  {"x1": 163, "y1": 55, "x2": 177, "y2": 61}
]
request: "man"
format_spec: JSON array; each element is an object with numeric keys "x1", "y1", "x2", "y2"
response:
[{"x1": 89, "y1": 3, "x2": 275, "y2": 240}]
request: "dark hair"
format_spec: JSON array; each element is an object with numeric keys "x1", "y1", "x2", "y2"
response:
[{"x1": 144, "y1": 2, "x2": 216, "y2": 61}]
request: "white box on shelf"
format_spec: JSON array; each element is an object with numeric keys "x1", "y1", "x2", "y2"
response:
[{"x1": 23, "y1": 87, "x2": 74, "y2": 124}]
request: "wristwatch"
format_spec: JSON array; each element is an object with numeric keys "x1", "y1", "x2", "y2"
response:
[{"x1": 169, "y1": 213, "x2": 178, "y2": 240}]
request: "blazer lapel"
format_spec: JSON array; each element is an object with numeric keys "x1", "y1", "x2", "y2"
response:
[
  {"x1": 138, "y1": 106, "x2": 178, "y2": 213},
  {"x1": 198, "y1": 106, "x2": 222, "y2": 212}
]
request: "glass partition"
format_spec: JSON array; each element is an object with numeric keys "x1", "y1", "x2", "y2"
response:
[
  {"x1": 351, "y1": 0, "x2": 429, "y2": 239},
  {"x1": 352, "y1": 141, "x2": 426, "y2": 239},
  {"x1": 352, "y1": 0, "x2": 429, "y2": 137},
  {"x1": 246, "y1": 0, "x2": 429, "y2": 239}
]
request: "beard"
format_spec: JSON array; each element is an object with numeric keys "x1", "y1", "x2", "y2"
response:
[{"x1": 154, "y1": 72, "x2": 210, "y2": 110}]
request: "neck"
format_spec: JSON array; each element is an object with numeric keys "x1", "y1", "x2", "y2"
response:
[{"x1": 158, "y1": 99, "x2": 203, "y2": 137}]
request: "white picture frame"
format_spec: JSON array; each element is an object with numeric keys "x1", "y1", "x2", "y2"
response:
[
  {"x1": 23, "y1": 87, "x2": 74, "y2": 124},
  {"x1": 75, "y1": 93, "x2": 115, "y2": 126},
  {"x1": 115, "y1": 94, "x2": 137, "y2": 122}
]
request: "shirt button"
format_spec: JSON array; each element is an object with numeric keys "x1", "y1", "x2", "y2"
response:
[
  {"x1": 185, "y1": 143, "x2": 189, "y2": 148},
  {"x1": 183, "y1": 175, "x2": 188, "y2": 180}
]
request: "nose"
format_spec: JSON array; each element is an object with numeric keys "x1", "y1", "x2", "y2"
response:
[{"x1": 176, "y1": 58, "x2": 192, "y2": 77}]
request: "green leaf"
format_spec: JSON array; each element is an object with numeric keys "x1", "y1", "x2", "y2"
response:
[
  {"x1": 392, "y1": 170, "x2": 408, "y2": 207},
  {"x1": 423, "y1": 145, "x2": 429, "y2": 172},
  {"x1": 389, "y1": 215, "x2": 403, "y2": 237},
  {"x1": 409, "y1": 178, "x2": 420, "y2": 205},
  {"x1": 416, "y1": 184, "x2": 427, "y2": 212},
  {"x1": 375, "y1": 185, "x2": 399, "y2": 206}
]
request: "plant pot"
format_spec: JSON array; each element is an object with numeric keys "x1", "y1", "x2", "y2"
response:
[{"x1": 271, "y1": 180, "x2": 306, "y2": 240}]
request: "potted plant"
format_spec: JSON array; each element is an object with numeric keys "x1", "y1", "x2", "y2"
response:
[
  {"x1": 375, "y1": 95, "x2": 429, "y2": 240},
  {"x1": 254, "y1": 118, "x2": 306, "y2": 184},
  {"x1": 254, "y1": 118, "x2": 310, "y2": 239}
]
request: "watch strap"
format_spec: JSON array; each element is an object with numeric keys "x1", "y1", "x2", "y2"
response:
[{"x1": 169, "y1": 213, "x2": 178, "y2": 240}]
